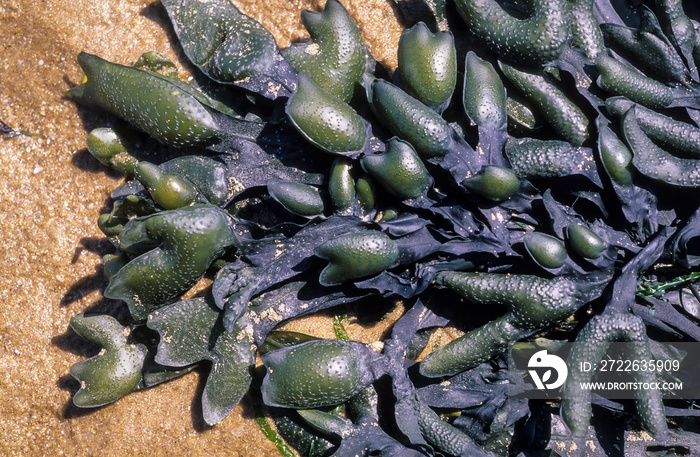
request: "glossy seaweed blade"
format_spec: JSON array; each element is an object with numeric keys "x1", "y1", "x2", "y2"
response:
[
  {"x1": 213, "y1": 216, "x2": 369, "y2": 330},
  {"x1": 540, "y1": 189, "x2": 635, "y2": 269},
  {"x1": 391, "y1": 0, "x2": 449, "y2": 30},
  {"x1": 161, "y1": 0, "x2": 297, "y2": 99},
  {"x1": 248, "y1": 280, "x2": 372, "y2": 345},
  {"x1": 671, "y1": 205, "x2": 700, "y2": 268},
  {"x1": 296, "y1": 411, "x2": 427, "y2": 457},
  {"x1": 204, "y1": 108, "x2": 331, "y2": 199},
  {"x1": 383, "y1": 300, "x2": 448, "y2": 452},
  {"x1": 596, "y1": 118, "x2": 661, "y2": 242},
  {"x1": 606, "y1": 226, "x2": 675, "y2": 314},
  {"x1": 147, "y1": 297, "x2": 257, "y2": 425}
]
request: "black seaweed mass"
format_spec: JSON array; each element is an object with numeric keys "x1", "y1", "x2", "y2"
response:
[{"x1": 65, "y1": 0, "x2": 700, "y2": 455}]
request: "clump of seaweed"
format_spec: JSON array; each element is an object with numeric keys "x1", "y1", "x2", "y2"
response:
[{"x1": 64, "y1": 0, "x2": 700, "y2": 454}]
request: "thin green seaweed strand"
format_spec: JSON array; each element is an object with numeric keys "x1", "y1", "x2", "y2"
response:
[
  {"x1": 636, "y1": 271, "x2": 700, "y2": 298},
  {"x1": 333, "y1": 314, "x2": 351, "y2": 341},
  {"x1": 255, "y1": 415, "x2": 297, "y2": 457}
]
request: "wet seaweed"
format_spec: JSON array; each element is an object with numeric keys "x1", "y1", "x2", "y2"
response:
[{"x1": 63, "y1": 0, "x2": 700, "y2": 455}]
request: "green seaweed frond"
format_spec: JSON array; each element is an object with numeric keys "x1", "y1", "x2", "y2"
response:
[
  {"x1": 255, "y1": 416, "x2": 298, "y2": 457},
  {"x1": 636, "y1": 271, "x2": 700, "y2": 299},
  {"x1": 333, "y1": 314, "x2": 351, "y2": 341}
]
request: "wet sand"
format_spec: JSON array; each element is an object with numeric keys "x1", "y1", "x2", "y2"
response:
[{"x1": 0, "y1": 1, "x2": 402, "y2": 455}]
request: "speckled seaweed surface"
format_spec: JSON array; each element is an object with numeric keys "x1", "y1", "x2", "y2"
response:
[{"x1": 0, "y1": 1, "x2": 401, "y2": 455}]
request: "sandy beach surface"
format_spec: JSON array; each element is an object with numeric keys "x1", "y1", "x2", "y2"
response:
[{"x1": 0, "y1": 1, "x2": 402, "y2": 455}]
